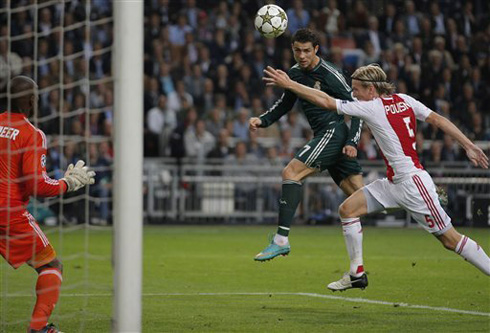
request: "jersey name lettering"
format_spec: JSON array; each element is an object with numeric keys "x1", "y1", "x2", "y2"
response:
[
  {"x1": 0, "y1": 126, "x2": 20, "y2": 140},
  {"x1": 384, "y1": 101, "x2": 410, "y2": 115}
]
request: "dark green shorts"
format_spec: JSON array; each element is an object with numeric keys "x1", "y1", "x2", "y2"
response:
[{"x1": 294, "y1": 123, "x2": 363, "y2": 186}]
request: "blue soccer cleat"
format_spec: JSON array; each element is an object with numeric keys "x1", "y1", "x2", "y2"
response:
[{"x1": 254, "y1": 237, "x2": 290, "y2": 261}]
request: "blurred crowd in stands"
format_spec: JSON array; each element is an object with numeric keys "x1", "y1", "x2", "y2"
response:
[
  {"x1": 142, "y1": 0, "x2": 489, "y2": 166},
  {"x1": 0, "y1": 0, "x2": 113, "y2": 224},
  {"x1": 0, "y1": 0, "x2": 489, "y2": 224}
]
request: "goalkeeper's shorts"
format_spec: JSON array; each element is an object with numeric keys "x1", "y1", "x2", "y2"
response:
[{"x1": 0, "y1": 210, "x2": 56, "y2": 269}]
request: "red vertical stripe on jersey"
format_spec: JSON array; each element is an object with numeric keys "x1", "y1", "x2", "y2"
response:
[
  {"x1": 381, "y1": 95, "x2": 423, "y2": 181},
  {"x1": 379, "y1": 149, "x2": 394, "y2": 182},
  {"x1": 372, "y1": 137, "x2": 394, "y2": 181}
]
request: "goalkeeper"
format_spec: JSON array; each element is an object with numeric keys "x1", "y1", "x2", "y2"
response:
[{"x1": 0, "y1": 76, "x2": 95, "y2": 333}]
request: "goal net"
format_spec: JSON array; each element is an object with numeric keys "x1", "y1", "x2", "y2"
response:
[{"x1": 0, "y1": 0, "x2": 114, "y2": 331}]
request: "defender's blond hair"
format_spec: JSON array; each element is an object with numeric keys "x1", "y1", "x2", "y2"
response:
[{"x1": 351, "y1": 64, "x2": 396, "y2": 95}]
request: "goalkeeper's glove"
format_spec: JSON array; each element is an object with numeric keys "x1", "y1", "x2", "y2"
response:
[{"x1": 62, "y1": 160, "x2": 96, "y2": 192}]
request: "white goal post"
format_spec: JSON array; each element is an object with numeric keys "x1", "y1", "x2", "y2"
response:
[{"x1": 113, "y1": 1, "x2": 143, "y2": 332}]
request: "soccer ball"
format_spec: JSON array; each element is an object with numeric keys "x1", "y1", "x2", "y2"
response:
[{"x1": 254, "y1": 5, "x2": 288, "y2": 39}]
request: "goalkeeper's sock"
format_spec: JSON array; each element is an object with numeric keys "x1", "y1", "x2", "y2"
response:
[
  {"x1": 341, "y1": 217, "x2": 364, "y2": 277},
  {"x1": 455, "y1": 235, "x2": 490, "y2": 276},
  {"x1": 29, "y1": 268, "x2": 62, "y2": 330},
  {"x1": 276, "y1": 181, "x2": 303, "y2": 237}
]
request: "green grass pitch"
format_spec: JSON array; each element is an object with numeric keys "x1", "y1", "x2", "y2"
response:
[{"x1": 1, "y1": 225, "x2": 489, "y2": 332}]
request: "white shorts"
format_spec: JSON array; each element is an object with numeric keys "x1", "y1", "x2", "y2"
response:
[{"x1": 364, "y1": 170, "x2": 452, "y2": 235}]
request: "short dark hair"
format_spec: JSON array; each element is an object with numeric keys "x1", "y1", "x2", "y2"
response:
[{"x1": 291, "y1": 28, "x2": 320, "y2": 48}]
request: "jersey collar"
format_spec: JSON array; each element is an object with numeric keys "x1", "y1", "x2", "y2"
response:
[
  {"x1": 301, "y1": 56, "x2": 322, "y2": 72},
  {"x1": 2, "y1": 112, "x2": 26, "y2": 119},
  {"x1": 310, "y1": 57, "x2": 322, "y2": 72}
]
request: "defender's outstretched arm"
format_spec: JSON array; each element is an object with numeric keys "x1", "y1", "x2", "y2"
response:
[
  {"x1": 425, "y1": 112, "x2": 488, "y2": 169},
  {"x1": 263, "y1": 66, "x2": 337, "y2": 111}
]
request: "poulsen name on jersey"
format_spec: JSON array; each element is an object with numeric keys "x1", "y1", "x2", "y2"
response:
[{"x1": 384, "y1": 101, "x2": 410, "y2": 115}]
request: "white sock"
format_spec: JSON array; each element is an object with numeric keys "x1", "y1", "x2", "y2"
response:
[
  {"x1": 341, "y1": 217, "x2": 364, "y2": 277},
  {"x1": 455, "y1": 235, "x2": 490, "y2": 276},
  {"x1": 274, "y1": 233, "x2": 288, "y2": 246}
]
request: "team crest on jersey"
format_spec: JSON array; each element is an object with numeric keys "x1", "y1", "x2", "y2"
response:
[
  {"x1": 313, "y1": 81, "x2": 321, "y2": 90},
  {"x1": 41, "y1": 154, "x2": 46, "y2": 167}
]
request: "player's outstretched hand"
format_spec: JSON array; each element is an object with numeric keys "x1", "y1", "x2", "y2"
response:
[
  {"x1": 263, "y1": 66, "x2": 292, "y2": 89},
  {"x1": 466, "y1": 144, "x2": 489, "y2": 169},
  {"x1": 342, "y1": 145, "x2": 358, "y2": 158},
  {"x1": 249, "y1": 117, "x2": 262, "y2": 131},
  {"x1": 62, "y1": 160, "x2": 96, "y2": 192}
]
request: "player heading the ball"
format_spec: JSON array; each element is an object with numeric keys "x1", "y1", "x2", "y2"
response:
[{"x1": 250, "y1": 29, "x2": 365, "y2": 263}]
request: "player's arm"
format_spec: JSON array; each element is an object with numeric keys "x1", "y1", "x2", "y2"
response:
[
  {"x1": 402, "y1": 93, "x2": 489, "y2": 169},
  {"x1": 323, "y1": 68, "x2": 363, "y2": 148},
  {"x1": 23, "y1": 132, "x2": 67, "y2": 196},
  {"x1": 425, "y1": 112, "x2": 488, "y2": 168},
  {"x1": 331, "y1": 80, "x2": 362, "y2": 155},
  {"x1": 264, "y1": 66, "x2": 373, "y2": 120},
  {"x1": 344, "y1": 106, "x2": 363, "y2": 151},
  {"x1": 345, "y1": 117, "x2": 362, "y2": 145},
  {"x1": 250, "y1": 77, "x2": 298, "y2": 131},
  {"x1": 23, "y1": 131, "x2": 96, "y2": 196},
  {"x1": 263, "y1": 66, "x2": 337, "y2": 111},
  {"x1": 343, "y1": 116, "x2": 362, "y2": 157}
]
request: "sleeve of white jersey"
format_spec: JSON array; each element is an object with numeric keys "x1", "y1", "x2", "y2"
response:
[
  {"x1": 398, "y1": 93, "x2": 433, "y2": 121},
  {"x1": 335, "y1": 99, "x2": 373, "y2": 119}
]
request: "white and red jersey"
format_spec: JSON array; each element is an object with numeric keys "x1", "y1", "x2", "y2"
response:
[
  {"x1": 336, "y1": 93, "x2": 432, "y2": 183},
  {"x1": 0, "y1": 112, "x2": 67, "y2": 223}
]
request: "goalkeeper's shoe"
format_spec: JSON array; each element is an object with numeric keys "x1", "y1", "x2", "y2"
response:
[
  {"x1": 28, "y1": 323, "x2": 63, "y2": 333},
  {"x1": 254, "y1": 238, "x2": 290, "y2": 261},
  {"x1": 327, "y1": 273, "x2": 368, "y2": 291}
]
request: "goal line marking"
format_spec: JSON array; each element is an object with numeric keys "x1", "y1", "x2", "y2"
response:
[{"x1": 5, "y1": 291, "x2": 489, "y2": 317}]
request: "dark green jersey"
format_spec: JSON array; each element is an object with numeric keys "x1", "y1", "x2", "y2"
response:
[{"x1": 259, "y1": 58, "x2": 362, "y2": 147}]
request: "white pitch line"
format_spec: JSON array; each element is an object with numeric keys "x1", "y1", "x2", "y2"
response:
[
  {"x1": 293, "y1": 292, "x2": 490, "y2": 317},
  {"x1": 3, "y1": 292, "x2": 489, "y2": 317}
]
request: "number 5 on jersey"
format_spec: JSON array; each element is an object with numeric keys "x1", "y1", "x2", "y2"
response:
[
  {"x1": 403, "y1": 116, "x2": 416, "y2": 149},
  {"x1": 425, "y1": 215, "x2": 435, "y2": 228}
]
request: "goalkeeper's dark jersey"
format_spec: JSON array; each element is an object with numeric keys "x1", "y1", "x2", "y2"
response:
[{"x1": 259, "y1": 58, "x2": 362, "y2": 147}]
